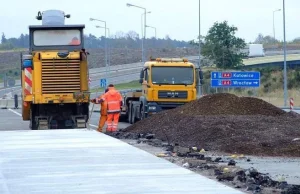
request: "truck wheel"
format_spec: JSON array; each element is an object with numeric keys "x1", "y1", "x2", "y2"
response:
[
  {"x1": 128, "y1": 103, "x2": 132, "y2": 124},
  {"x1": 30, "y1": 109, "x2": 37, "y2": 130},
  {"x1": 131, "y1": 107, "x2": 136, "y2": 124},
  {"x1": 140, "y1": 103, "x2": 146, "y2": 120}
]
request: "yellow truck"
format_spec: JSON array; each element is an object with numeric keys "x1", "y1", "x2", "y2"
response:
[
  {"x1": 120, "y1": 58, "x2": 203, "y2": 123},
  {"x1": 21, "y1": 10, "x2": 90, "y2": 130}
]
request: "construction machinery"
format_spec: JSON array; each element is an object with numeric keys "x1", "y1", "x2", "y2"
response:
[
  {"x1": 120, "y1": 58, "x2": 203, "y2": 123},
  {"x1": 21, "y1": 10, "x2": 90, "y2": 130}
]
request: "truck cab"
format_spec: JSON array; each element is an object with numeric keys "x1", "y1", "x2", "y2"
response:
[{"x1": 120, "y1": 58, "x2": 203, "y2": 124}]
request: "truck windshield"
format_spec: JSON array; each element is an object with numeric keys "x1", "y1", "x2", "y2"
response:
[
  {"x1": 151, "y1": 66, "x2": 194, "y2": 85},
  {"x1": 33, "y1": 29, "x2": 81, "y2": 46}
]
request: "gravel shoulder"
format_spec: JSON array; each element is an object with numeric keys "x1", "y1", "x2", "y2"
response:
[{"x1": 109, "y1": 134, "x2": 300, "y2": 194}]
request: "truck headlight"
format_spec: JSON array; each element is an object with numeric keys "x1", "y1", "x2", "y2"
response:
[{"x1": 148, "y1": 106, "x2": 156, "y2": 111}]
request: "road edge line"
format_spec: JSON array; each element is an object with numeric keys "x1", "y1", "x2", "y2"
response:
[{"x1": 8, "y1": 108, "x2": 22, "y2": 117}]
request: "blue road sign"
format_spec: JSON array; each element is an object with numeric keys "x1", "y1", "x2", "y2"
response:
[
  {"x1": 210, "y1": 71, "x2": 260, "y2": 88},
  {"x1": 211, "y1": 71, "x2": 260, "y2": 80},
  {"x1": 100, "y1": 79, "x2": 107, "y2": 88},
  {"x1": 211, "y1": 79, "x2": 260, "y2": 87}
]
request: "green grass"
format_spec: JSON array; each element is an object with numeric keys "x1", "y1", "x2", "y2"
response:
[{"x1": 91, "y1": 80, "x2": 141, "y2": 93}]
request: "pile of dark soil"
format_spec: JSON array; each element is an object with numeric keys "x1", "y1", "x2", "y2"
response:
[
  {"x1": 173, "y1": 93, "x2": 286, "y2": 116},
  {"x1": 126, "y1": 93, "x2": 300, "y2": 157}
]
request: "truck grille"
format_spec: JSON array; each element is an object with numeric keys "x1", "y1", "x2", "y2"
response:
[
  {"x1": 41, "y1": 59, "x2": 81, "y2": 94},
  {"x1": 158, "y1": 91, "x2": 188, "y2": 99}
]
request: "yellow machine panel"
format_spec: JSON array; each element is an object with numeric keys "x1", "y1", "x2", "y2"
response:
[{"x1": 21, "y1": 10, "x2": 90, "y2": 130}]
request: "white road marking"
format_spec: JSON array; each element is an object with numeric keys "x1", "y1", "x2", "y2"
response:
[
  {"x1": 0, "y1": 86, "x2": 21, "y2": 92},
  {"x1": 89, "y1": 124, "x2": 98, "y2": 128},
  {"x1": 8, "y1": 108, "x2": 22, "y2": 116},
  {"x1": 8, "y1": 109, "x2": 100, "y2": 129}
]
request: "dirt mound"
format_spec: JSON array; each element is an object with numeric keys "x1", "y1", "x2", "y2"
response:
[
  {"x1": 175, "y1": 93, "x2": 286, "y2": 116},
  {"x1": 126, "y1": 93, "x2": 300, "y2": 157}
]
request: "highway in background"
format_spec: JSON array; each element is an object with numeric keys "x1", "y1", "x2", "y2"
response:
[{"x1": 2, "y1": 51, "x2": 300, "y2": 99}]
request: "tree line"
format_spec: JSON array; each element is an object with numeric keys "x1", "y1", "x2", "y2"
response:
[{"x1": 0, "y1": 31, "x2": 192, "y2": 50}]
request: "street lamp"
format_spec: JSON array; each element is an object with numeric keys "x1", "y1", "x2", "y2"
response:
[
  {"x1": 127, "y1": 3, "x2": 147, "y2": 62},
  {"x1": 145, "y1": 25, "x2": 156, "y2": 39},
  {"x1": 282, "y1": 0, "x2": 287, "y2": 106},
  {"x1": 198, "y1": 0, "x2": 202, "y2": 96},
  {"x1": 96, "y1": 25, "x2": 111, "y2": 68},
  {"x1": 141, "y1": 11, "x2": 151, "y2": 37},
  {"x1": 90, "y1": 17, "x2": 109, "y2": 85},
  {"x1": 273, "y1": 9, "x2": 281, "y2": 42}
]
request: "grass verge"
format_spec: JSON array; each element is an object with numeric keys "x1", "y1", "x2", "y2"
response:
[{"x1": 91, "y1": 80, "x2": 141, "y2": 93}]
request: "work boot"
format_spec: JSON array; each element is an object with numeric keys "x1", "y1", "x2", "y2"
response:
[{"x1": 97, "y1": 128, "x2": 102, "y2": 132}]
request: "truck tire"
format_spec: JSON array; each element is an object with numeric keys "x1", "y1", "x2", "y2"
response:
[
  {"x1": 140, "y1": 103, "x2": 146, "y2": 120},
  {"x1": 131, "y1": 106, "x2": 136, "y2": 124},
  {"x1": 128, "y1": 103, "x2": 132, "y2": 124},
  {"x1": 29, "y1": 109, "x2": 38, "y2": 130}
]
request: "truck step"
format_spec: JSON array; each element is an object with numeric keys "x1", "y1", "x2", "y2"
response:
[
  {"x1": 76, "y1": 118, "x2": 86, "y2": 128},
  {"x1": 38, "y1": 120, "x2": 48, "y2": 130}
]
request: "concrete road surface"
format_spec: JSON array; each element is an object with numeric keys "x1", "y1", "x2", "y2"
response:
[
  {"x1": 0, "y1": 108, "x2": 244, "y2": 194},
  {"x1": 0, "y1": 108, "x2": 130, "y2": 132},
  {"x1": 1, "y1": 108, "x2": 300, "y2": 187}
]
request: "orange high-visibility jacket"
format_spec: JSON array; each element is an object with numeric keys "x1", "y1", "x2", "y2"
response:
[
  {"x1": 70, "y1": 39, "x2": 80, "y2": 45},
  {"x1": 99, "y1": 94, "x2": 108, "y2": 116},
  {"x1": 100, "y1": 87, "x2": 122, "y2": 113}
]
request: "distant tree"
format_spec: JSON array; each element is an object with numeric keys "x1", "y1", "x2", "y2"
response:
[
  {"x1": 0, "y1": 31, "x2": 194, "y2": 50},
  {"x1": 115, "y1": 31, "x2": 126, "y2": 39},
  {"x1": 254, "y1": 33, "x2": 279, "y2": 44},
  {"x1": 126, "y1": 31, "x2": 139, "y2": 40},
  {"x1": 201, "y1": 21, "x2": 247, "y2": 69},
  {"x1": 1, "y1": 33, "x2": 7, "y2": 44},
  {"x1": 292, "y1": 37, "x2": 300, "y2": 43},
  {"x1": 189, "y1": 35, "x2": 205, "y2": 47}
]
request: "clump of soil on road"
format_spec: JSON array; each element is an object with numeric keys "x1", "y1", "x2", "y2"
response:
[{"x1": 125, "y1": 93, "x2": 300, "y2": 157}]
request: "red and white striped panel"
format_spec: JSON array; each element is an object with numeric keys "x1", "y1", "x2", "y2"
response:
[{"x1": 24, "y1": 68, "x2": 32, "y2": 95}]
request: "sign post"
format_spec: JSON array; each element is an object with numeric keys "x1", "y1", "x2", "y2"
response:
[{"x1": 211, "y1": 71, "x2": 260, "y2": 88}]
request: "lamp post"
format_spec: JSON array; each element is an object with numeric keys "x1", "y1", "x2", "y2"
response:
[
  {"x1": 96, "y1": 25, "x2": 111, "y2": 73},
  {"x1": 90, "y1": 18, "x2": 109, "y2": 86},
  {"x1": 127, "y1": 3, "x2": 147, "y2": 62},
  {"x1": 146, "y1": 25, "x2": 157, "y2": 49},
  {"x1": 282, "y1": 0, "x2": 287, "y2": 106},
  {"x1": 141, "y1": 12, "x2": 151, "y2": 37},
  {"x1": 145, "y1": 25, "x2": 156, "y2": 39},
  {"x1": 273, "y1": 9, "x2": 281, "y2": 42},
  {"x1": 198, "y1": 0, "x2": 202, "y2": 96}
]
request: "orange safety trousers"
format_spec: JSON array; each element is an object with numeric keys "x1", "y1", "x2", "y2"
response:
[
  {"x1": 98, "y1": 115, "x2": 107, "y2": 132},
  {"x1": 106, "y1": 113, "x2": 120, "y2": 132}
]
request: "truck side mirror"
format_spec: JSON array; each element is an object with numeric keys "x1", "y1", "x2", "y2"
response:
[
  {"x1": 139, "y1": 78, "x2": 143, "y2": 84},
  {"x1": 139, "y1": 69, "x2": 144, "y2": 84}
]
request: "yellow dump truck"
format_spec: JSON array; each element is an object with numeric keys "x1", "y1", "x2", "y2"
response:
[
  {"x1": 120, "y1": 58, "x2": 203, "y2": 123},
  {"x1": 21, "y1": 10, "x2": 90, "y2": 130}
]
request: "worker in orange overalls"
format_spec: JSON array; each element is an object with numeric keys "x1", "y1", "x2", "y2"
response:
[
  {"x1": 69, "y1": 37, "x2": 80, "y2": 45},
  {"x1": 96, "y1": 84, "x2": 123, "y2": 132},
  {"x1": 91, "y1": 88, "x2": 109, "y2": 132}
]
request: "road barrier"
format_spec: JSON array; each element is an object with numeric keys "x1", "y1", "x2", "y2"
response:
[
  {"x1": 0, "y1": 99, "x2": 22, "y2": 109},
  {"x1": 0, "y1": 99, "x2": 8, "y2": 109},
  {"x1": 290, "y1": 98, "x2": 294, "y2": 110}
]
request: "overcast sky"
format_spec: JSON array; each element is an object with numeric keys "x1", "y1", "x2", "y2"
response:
[{"x1": 0, "y1": 0, "x2": 299, "y2": 42}]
